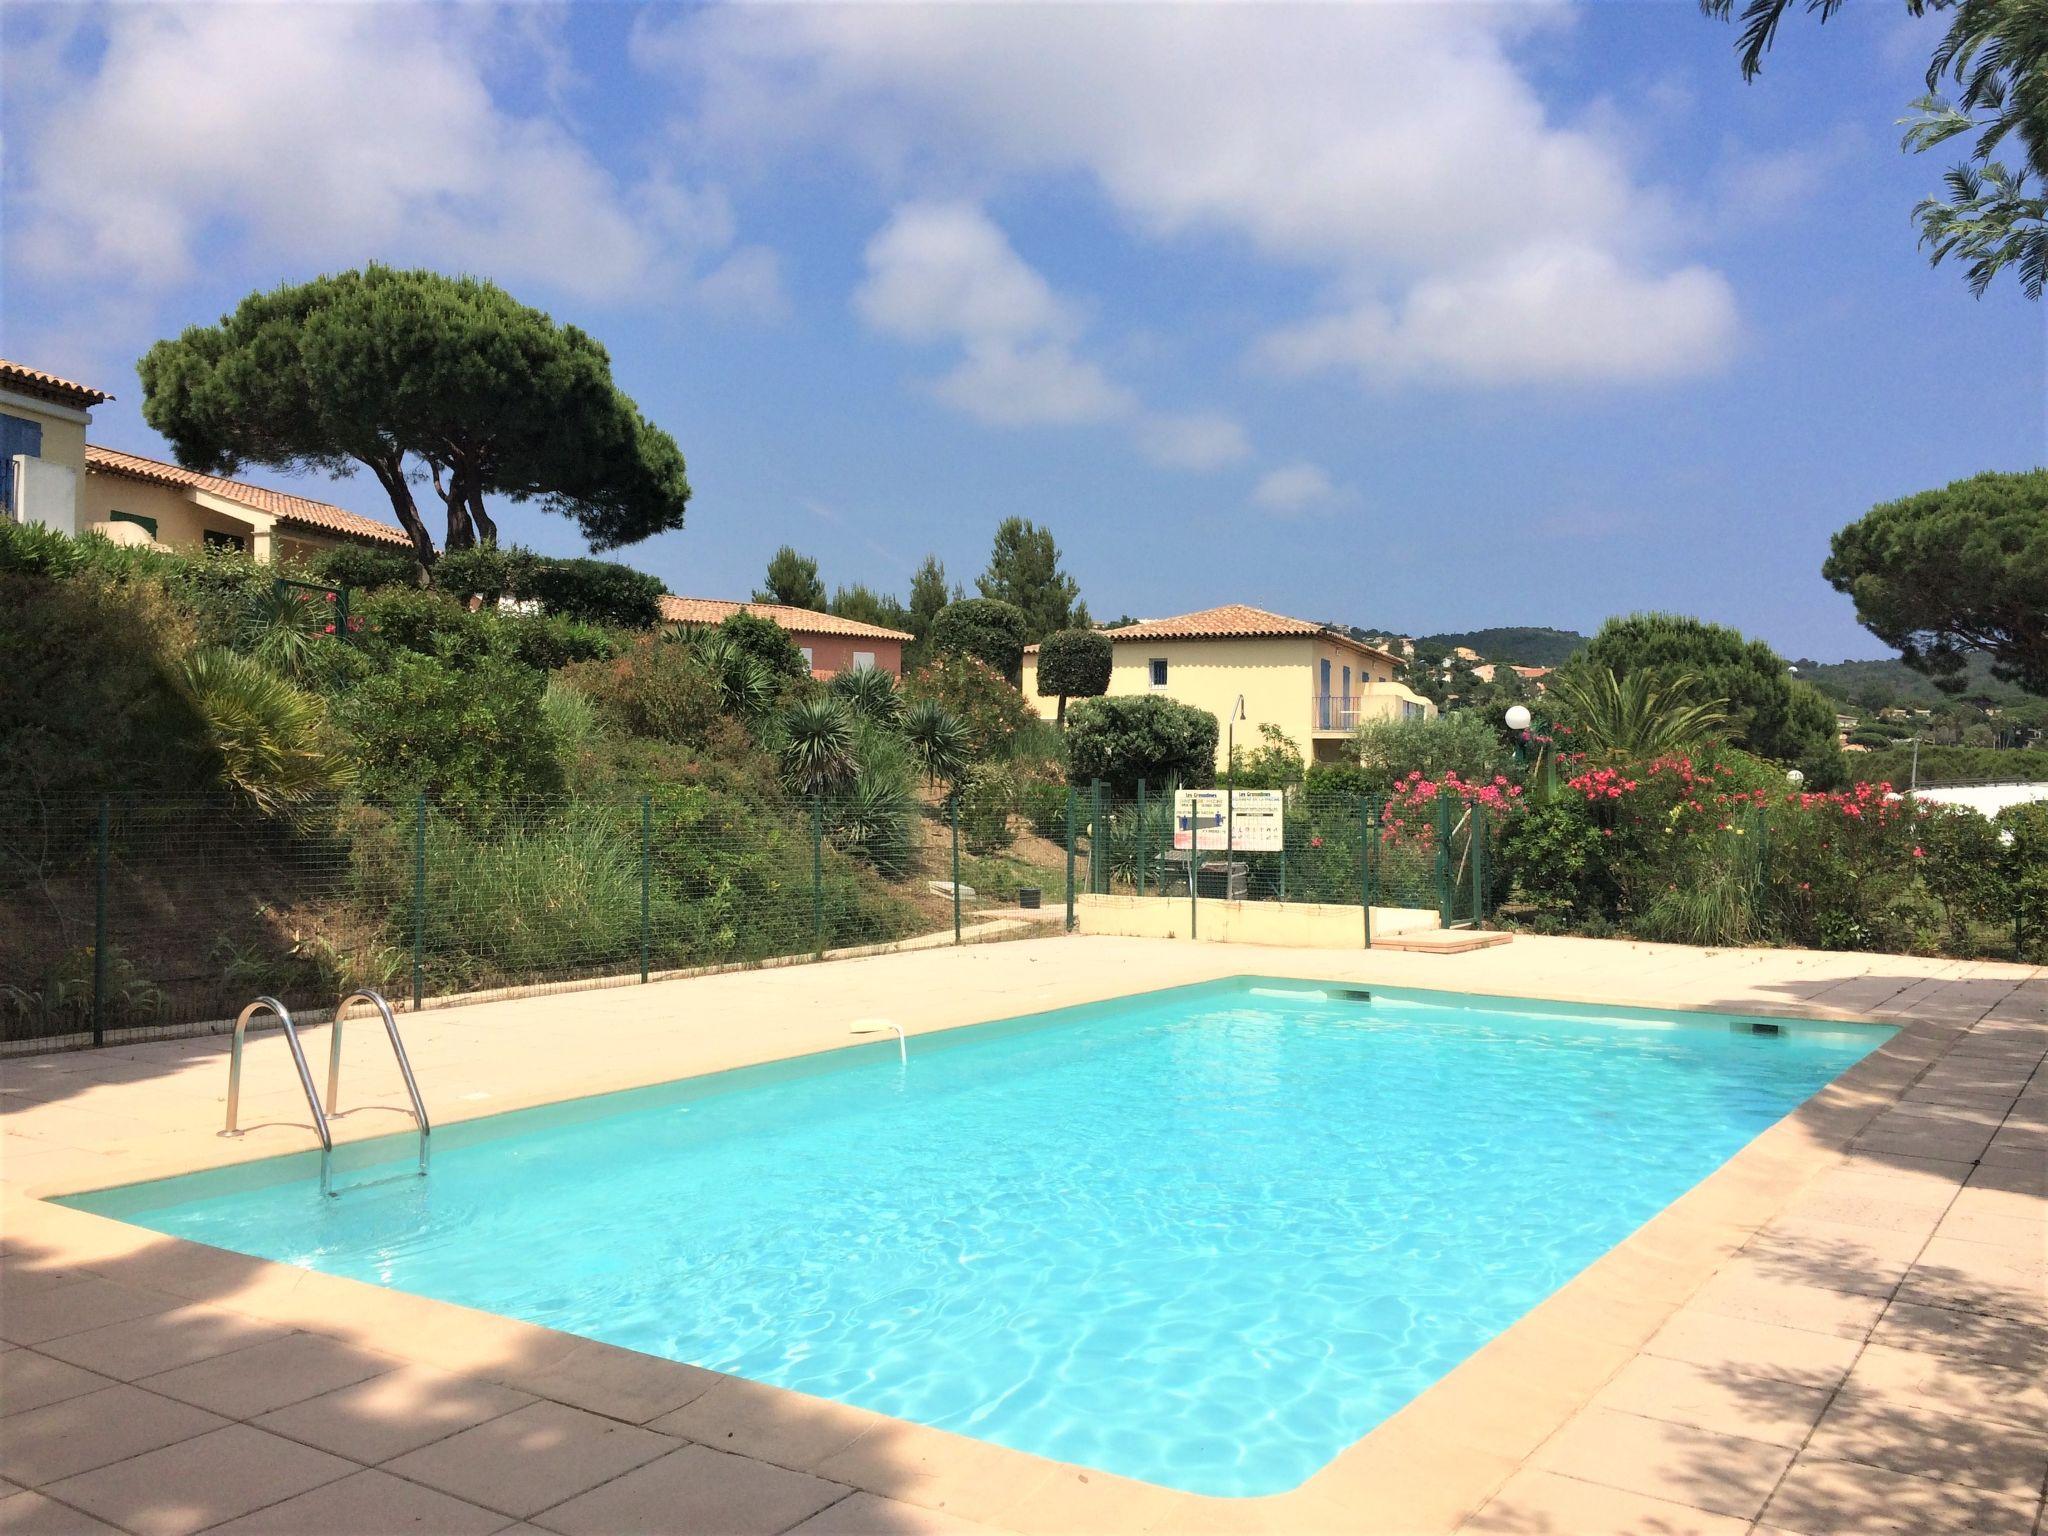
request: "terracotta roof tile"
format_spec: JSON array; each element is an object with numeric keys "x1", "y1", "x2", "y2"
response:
[
  {"x1": 657, "y1": 594, "x2": 912, "y2": 641},
  {"x1": 1083, "y1": 604, "x2": 1401, "y2": 664},
  {"x1": 84, "y1": 446, "x2": 414, "y2": 549},
  {"x1": 1, "y1": 359, "x2": 113, "y2": 408}
]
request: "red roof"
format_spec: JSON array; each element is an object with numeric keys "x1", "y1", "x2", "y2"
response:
[
  {"x1": 657, "y1": 595, "x2": 911, "y2": 642},
  {"x1": 1025, "y1": 604, "x2": 1399, "y2": 665},
  {"x1": 0, "y1": 359, "x2": 112, "y2": 409},
  {"x1": 84, "y1": 446, "x2": 413, "y2": 549}
]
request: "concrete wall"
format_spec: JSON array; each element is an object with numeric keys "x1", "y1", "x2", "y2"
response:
[
  {"x1": 81, "y1": 475, "x2": 275, "y2": 557},
  {"x1": 3, "y1": 391, "x2": 90, "y2": 532},
  {"x1": 796, "y1": 633, "x2": 905, "y2": 680},
  {"x1": 1075, "y1": 892, "x2": 1439, "y2": 947},
  {"x1": 1027, "y1": 635, "x2": 1318, "y2": 764}
]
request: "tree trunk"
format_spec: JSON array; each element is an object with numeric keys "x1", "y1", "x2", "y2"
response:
[
  {"x1": 363, "y1": 453, "x2": 437, "y2": 583},
  {"x1": 1057, "y1": 693, "x2": 1068, "y2": 725},
  {"x1": 465, "y1": 485, "x2": 498, "y2": 546},
  {"x1": 433, "y1": 462, "x2": 476, "y2": 552}
]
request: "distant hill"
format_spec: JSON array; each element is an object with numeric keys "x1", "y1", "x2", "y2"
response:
[
  {"x1": 1793, "y1": 654, "x2": 2039, "y2": 712},
  {"x1": 1417, "y1": 627, "x2": 1588, "y2": 667}
]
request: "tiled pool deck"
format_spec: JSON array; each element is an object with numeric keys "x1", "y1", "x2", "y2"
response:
[{"x1": 2, "y1": 934, "x2": 2043, "y2": 1536}]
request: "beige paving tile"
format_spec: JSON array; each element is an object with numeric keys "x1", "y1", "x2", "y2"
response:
[
  {"x1": 650, "y1": 1375, "x2": 886, "y2": 1473},
  {"x1": 252, "y1": 1361, "x2": 533, "y2": 1464},
  {"x1": 38, "y1": 1303, "x2": 288, "y2": 1382},
  {"x1": 1841, "y1": 1341, "x2": 2047, "y2": 1429},
  {"x1": 0, "y1": 1490, "x2": 128, "y2": 1534},
  {"x1": 792, "y1": 1490, "x2": 1007, "y2": 1535},
  {"x1": 1529, "y1": 1407, "x2": 1795, "y2": 1520},
  {"x1": 0, "y1": 1353, "x2": 113, "y2": 1419},
  {"x1": 40, "y1": 1423, "x2": 354, "y2": 1536},
  {"x1": 142, "y1": 1330, "x2": 397, "y2": 1418},
  {"x1": 1462, "y1": 1468, "x2": 1752, "y2": 1535},
  {"x1": 493, "y1": 1337, "x2": 718, "y2": 1424},
  {"x1": 1683, "y1": 1269, "x2": 1887, "y2": 1340},
  {"x1": 202, "y1": 1467, "x2": 511, "y2": 1535},
  {"x1": 533, "y1": 1443, "x2": 847, "y2": 1536},
  {"x1": 1761, "y1": 1454, "x2": 2040, "y2": 1535},
  {"x1": 1641, "y1": 1309, "x2": 1862, "y2": 1390},
  {"x1": 0, "y1": 1278, "x2": 183, "y2": 1347},
  {"x1": 0, "y1": 1383, "x2": 225, "y2": 1487},
  {"x1": 1802, "y1": 1387, "x2": 2048, "y2": 1497},
  {"x1": 1585, "y1": 1354, "x2": 1833, "y2": 1448},
  {"x1": 1870, "y1": 1297, "x2": 2048, "y2": 1371},
  {"x1": 385, "y1": 1399, "x2": 674, "y2": 1518}
]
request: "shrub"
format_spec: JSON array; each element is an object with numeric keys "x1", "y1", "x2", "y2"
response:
[
  {"x1": 522, "y1": 555, "x2": 664, "y2": 629},
  {"x1": 779, "y1": 695, "x2": 858, "y2": 797},
  {"x1": 905, "y1": 655, "x2": 1035, "y2": 759},
  {"x1": 1497, "y1": 796, "x2": 1615, "y2": 919},
  {"x1": 714, "y1": 611, "x2": 810, "y2": 685},
  {"x1": 902, "y1": 697, "x2": 973, "y2": 787},
  {"x1": 1228, "y1": 723, "x2": 1305, "y2": 788},
  {"x1": 828, "y1": 720, "x2": 917, "y2": 878},
  {"x1": 333, "y1": 650, "x2": 563, "y2": 815},
  {"x1": 559, "y1": 637, "x2": 729, "y2": 745},
  {"x1": 313, "y1": 544, "x2": 418, "y2": 593},
  {"x1": 1351, "y1": 712, "x2": 1509, "y2": 795},
  {"x1": 1304, "y1": 761, "x2": 1373, "y2": 800},
  {"x1": 353, "y1": 586, "x2": 502, "y2": 668},
  {"x1": 957, "y1": 763, "x2": 1018, "y2": 854},
  {"x1": 505, "y1": 614, "x2": 621, "y2": 672},
  {"x1": 1035, "y1": 629, "x2": 1111, "y2": 721},
  {"x1": 931, "y1": 598, "x2": 1028, "y2": 681},
  {"x1": 829, "y1": 664, "x2": 903, "y2": 725},
  {"x1": 1019, "y1": 776, "x2": 1070, "y2": 840},
  {"x1": 1064, "y1": 695, "x2": 1218, "y2": 793}
]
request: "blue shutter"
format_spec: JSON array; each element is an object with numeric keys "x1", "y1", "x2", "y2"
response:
[{"x1": 0, "y1": 414, "x2": 43, "y2": 514}]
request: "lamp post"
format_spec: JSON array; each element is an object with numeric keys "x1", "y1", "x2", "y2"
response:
[
  {"x1": 1505, "y1": 703, "x2": 1532, "y2": 766},
  {"x1": 1786, "y1": 769, "x2": 1805, "y2": 788}
]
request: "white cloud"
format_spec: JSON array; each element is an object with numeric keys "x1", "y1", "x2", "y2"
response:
[
  {"x1": 1253, "y1": 462, "x2": 1343, "y2": 515},
  {"x1": 1260, "y1": 245, "x2": 1738, "y2": 387},
  {"x1": 643, "y1": 4, "x2": 1736, "y2": 387},
  {"x1": 1136, "y1": 412, "x2": 1253, "y2": 471},
  {"x1": 693, "y1": 246, "x2": 790, "y2": 320},
  {"x1": 9, "y1": 4, "x2": 775, "y2": 311},
  {"x1": 856, "y1": 202, "x2": 1262, "y2": 447}
]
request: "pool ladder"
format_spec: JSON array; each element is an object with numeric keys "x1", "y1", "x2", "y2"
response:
[{"x1": 223, "y1": 990, "x2": 431, "y2": 1197}]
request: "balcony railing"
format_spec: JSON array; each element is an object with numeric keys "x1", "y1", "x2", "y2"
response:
[{"x1": 1312, "y1": 690, "x2": 1426, "y2": 731}]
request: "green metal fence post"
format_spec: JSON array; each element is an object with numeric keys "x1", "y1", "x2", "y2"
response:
[
  {"x1": 1136, "y1": 780, "x2": 1148, "y2": 897},
  {"x1": 1090, "y1": 779, "x2": 1105, "y2": 894},
  {"x1": 1360, "y1": 796, "x2": 1373, "y2": 950},
  {"x1": 1064, "y1": 787, "x2": 1077, "y2": 933},
  {"x1": 1471, "y1": 806, "x2": 1487, "y2": 928},
  {"x1": 1435, "y1": 794, "x2": 1454, "y2": 929},
  {"x1": 951, "y1": 791, "x2": 962, "y2": 944},
  {"x1": 640, "y1": 794, "x2": 652, "y2": 983},
  {"x1": 811, "y1": 796, "x2": 825, "y2": 958},
  {"x1": 92, "y1": 797, "x2": 109, "y2": 1047},
  {"x1": 411, "y1": 791, "x2": 427, "y2": 1011}
]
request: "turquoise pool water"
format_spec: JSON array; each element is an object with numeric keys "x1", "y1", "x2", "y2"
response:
[{"x1": 66, "y1": 980, "x2": 1888, "y2": 1496}]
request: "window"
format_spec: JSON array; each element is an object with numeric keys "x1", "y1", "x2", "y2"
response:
[
  {"x1": 799, "y1": 646, "x2": 815, "y2": 671},
  {"x1": 1148, "y1": 658, "x2": 1168, "y2": 687},
  {"x1": 109, "y1": 510, "x2": 158, "y2": 539},
  {"x1": 851, "y1": 650, "x2": 876, "y2": 671},
  {"x1": 0, "y1": 413, "x2": 42, "y2": 515},
  {"x1": 1342, "y1": 665, "x2": 1352, "y2": 702},
  {"x1": 203, "y1": 530, "x2": 247, "y2": 553}
]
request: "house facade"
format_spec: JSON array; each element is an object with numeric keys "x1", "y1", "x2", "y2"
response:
[
  {"x1": 2, "y1": 360, "x2": 110, "y2": 533},
  {"x1": 1022, "y1": 603, "x2": 1435, "y2": 766},
  {"x1": 658, "y1": 596, "x2": 911, "y2": 679}
]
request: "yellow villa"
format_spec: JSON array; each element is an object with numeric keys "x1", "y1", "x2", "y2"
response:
[
  {"x1": 3, "y1": 357, "x2": 412, "y2": 563},
  {"x1": 1022, "y1": 603, "x2": 1436, "y2": 766}
]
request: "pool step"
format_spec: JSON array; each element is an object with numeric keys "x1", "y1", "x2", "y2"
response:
[{"x1": 1373, "y1": 929, "x2": 1513, "y2": 954}]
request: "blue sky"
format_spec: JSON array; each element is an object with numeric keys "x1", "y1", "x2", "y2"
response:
[{"x1": 3, "y1": 2, "x2": 2039, "y2": 659}]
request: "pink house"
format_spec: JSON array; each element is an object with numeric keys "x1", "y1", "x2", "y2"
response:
[{"x1": 657, "y1": 596, "x2": 911, "y2": 679}]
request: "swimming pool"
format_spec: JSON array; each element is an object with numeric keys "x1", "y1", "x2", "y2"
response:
[{"x1": 64, "y1": 979, "x2": 1888, "y2": 1496}]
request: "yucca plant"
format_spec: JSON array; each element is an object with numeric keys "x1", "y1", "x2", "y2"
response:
[
  {"x1": 1547, "y1": 667, "x2": 1729, "y2": 762},
  {"x1": 902, "y1": 697, "x2": 974, "y2": 788},
  {"x1": 779, "y1": 695, "x2": 858, "y2": 798},
  {"x1": 691, "y1": 631, "x2": 777, "y2": 719},
  {"x1": 174, "y1": 647, "x2": 354, "y2": 814},
  {"x1": 829, "y1": 664, "x2": 903, "y2": 726}
]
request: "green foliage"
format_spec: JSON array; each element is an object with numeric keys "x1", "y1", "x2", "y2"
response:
[
  {"x1": 957, "y1": 764, "x2": 1019, "y2": 854},
  {"x1": 139, "y1": 264, "x2": 690, "y2": 567},
  {"x1": 1569, "y1": 613, "x2": 1845, "y2": 783},
  {"x1": 1019, "y1": 777, "x2": 1070, "y2": 839},
  {"x1": 976, "y1": 517, "x2": 1088, "y2": 641},
  {"x1": 311, "y1": 544, "x2": 418, "y2": 593},
  {"x1": 1035, "y1": 628, "x2": 1112, "y2": 721},
  {"x1": 685, "y1": 631, "x2": 777, "y2": 721},
  {"x1": 1227, "y1": 724, "x2": 1307, "y2": 789},
  {"x1": 1413, "y1": 627, "x2": 1587, "y2": 667},
  {"x1": 714, "y1": 612, "x2": 811, "y2": 685},
  {"x1": 1497, "y1": 798, "x2": 1616, "y2": 920},
  {"x1": 905, "y1": 655, "x2": 1035, "y2": 759},
  {"x1": 432, "y1": 545, "x2": 663, "y2": 628},
  {"x1": 504, "y1": 614, "x2": 620, "y2": 672},
  {"x1": 1303, "y1": 761, "x2": 1374, "y2": 799},
  {"x1": 1857, "y1": 744, "x2": 2048, "y2": 786},
  {"x1": 829, "y1": 584, "x2": 912, "y2": 632},
  {"x1": 540, "y1": 677, "x2": 604, "y2": 764},
  {"x1": 829, "y1": 664, "x2": 904, "y2": 726},
  {"x1": 902, "y1": 698, "x2": 974, "y2": 787},
  {"x1": 905, "y1": 555, "x2": 955, "y2": 667},
  {"x1": 1824, "y1": 470, "x2": 2048, "y2": 696},
  {"x1": 174, "y1": 648, "x2": 354, "y2": 814},
  {"x1": 779, "y1": 696, "x2": 858, "y2": 797},
  {"x1": 1350, "y1": 712, "x2": 1511, "y2": 795},
  {"x1": 932, "y1": 598, "x2": 1029, "y2": 681},
  {"x1": 828, "y1": 720, "x2": 917, "y2": 878},
  {"x1": 333, "y1": 650, "x2": 563, "y2": 815},
  {"x1": 560, "y1": 638, "x2": 731, "y2": 746},
  {"x1": 1546, "y1": 667, "x2": 1730, "y2": 761},
  {"x1": 1064, "y1": 695, "x2": 1218, "y2": 793},
  {"x1": 756, "y1": 545, "x2": 826, "y2": 610},
  {"x1": 239, "y1": 584, "x2": 329, "y2": 682}
]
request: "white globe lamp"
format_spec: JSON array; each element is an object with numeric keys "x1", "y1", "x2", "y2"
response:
[
  {"x1": 1504, "y1": 704, "x2": 1532, "y2": 733},
  {"x1": 1786, "y1": 769, "x2": 1805, "y2": 787}
]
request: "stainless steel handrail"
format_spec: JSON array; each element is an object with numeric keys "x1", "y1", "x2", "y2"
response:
[
  {"x1": 327, "y1": 989, "x2": 431, "y2": 1176},
  {"x1": 223, "y1": 996, "x2": 334, "y2": 1196}
]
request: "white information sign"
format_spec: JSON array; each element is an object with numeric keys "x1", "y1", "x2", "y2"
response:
[{"x1": 1173, "y1": 789, "x2": 1284, "y2": 852}]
